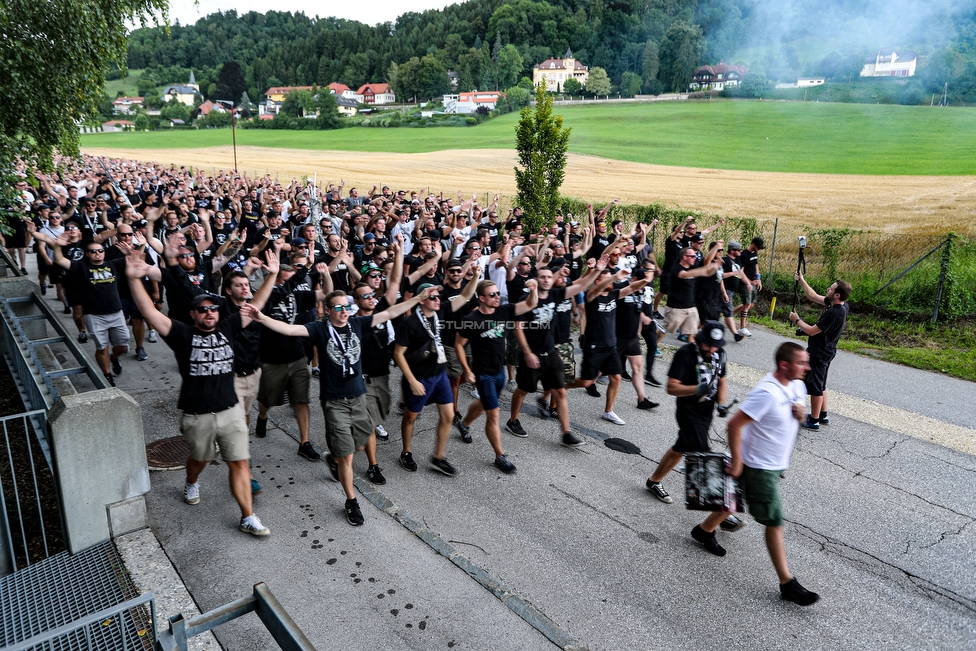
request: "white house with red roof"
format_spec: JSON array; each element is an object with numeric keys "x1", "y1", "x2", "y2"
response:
[
  {"x1": 532, "y1": 48, "x2": 589, "y2": 91},
  {"x1": 101, "y1": 120, "x2": 135, "y2": 132},
  {"x1": 689, "y1": 61, "x2": 748, "y2": 91},
  {"x1": 357, "y1": 83, "x2": 396, "y2": 104},
  {"x1": 443, "y1": 91, "x2": 502, "y2": 114},
  {"x1": 327, "y1": 83, "x2": 358, "y2": 101},
  {"x1": 112, "y1": 97, "x2": 144, "y2": 115}
]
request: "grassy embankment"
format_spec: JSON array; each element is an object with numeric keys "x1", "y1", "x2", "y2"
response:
[{"x1": 82, "y1": 100, "x2": 976, "y2": 175}]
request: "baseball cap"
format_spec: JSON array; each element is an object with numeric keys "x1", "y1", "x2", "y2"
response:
[
  {"x1": 691, "y1": 233, "x2": 705, "y2": 242},
  {"x1": 416, "y1": 282, "x2": 437, "y2": 294},
  {"x1": 696, "y1": 320, "x2": 727, "y2": 348},
  {"x1": 363, "y1": 233, "x2": 376, "y2": 242},
  {"x1": 728, "y1": 241, "x2": 742, "y2": 251},
  {"x1": 189, "y1": 293, "x2": 218, "y2": 310},
  {"x1": 751, "y1": 237, "x2": 766, "y2": 250}
]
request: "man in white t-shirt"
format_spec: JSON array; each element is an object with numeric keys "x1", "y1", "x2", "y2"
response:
[{"x1": 691, "y1": 341, "x2": 820, "y2": 606}]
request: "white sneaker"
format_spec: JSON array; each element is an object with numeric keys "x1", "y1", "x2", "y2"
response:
[
  {"x1": 239, "y1": 513, "x2": 270, "y2": 536},
  {"x1": 602, "y1": 411, "x2": 626, "y2": 426},
  {"x1": 470, "y1": 387, "x2": 480, "y2": 400},
  {"x1": 739, "y1": 328, "x2": 752, "y2": 337},
  {"x1": 184, "y1": 481, "x2": 200, "y2": 505},
  {"x1": 148, "y1": 329, "x2": 158, "y2": 343},
  {"x1": 375, "y1": 424, "x2": 389, "y2": 443},
  {"x1": 505, "y1": 380, "x2": 518, "y2": 393}
]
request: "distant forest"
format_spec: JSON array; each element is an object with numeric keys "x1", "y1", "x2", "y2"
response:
[{"x1": 122, "y1": 0, "x2": 976, "y2": 104}]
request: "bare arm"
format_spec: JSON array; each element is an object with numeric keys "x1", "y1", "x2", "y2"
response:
[
  {"x1": 241, "y1": 303, "x2": 310, "y2": 337},
  {"x1": 370, "y1": 286, "x2": 434, "y2": 327},
  {"x1": 125, "y1": 249, "x2": 173, "y2": 337},
  {"x1": 248, "y1": 252, "x2": 281, "y2": 312}
]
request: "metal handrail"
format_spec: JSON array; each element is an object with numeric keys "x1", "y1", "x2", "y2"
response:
[
  {"x1": 1, "y1": 592, "x2": 156, "y2": 651},
  {"x1": 155, "y1": 583, "x2": 315, "y2": 651},
  {"x1": 0, "y1": 245, "x2": 25, "y2": 277}
]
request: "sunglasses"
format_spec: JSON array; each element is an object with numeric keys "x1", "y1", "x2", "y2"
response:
[
  {"x1": 367, "y1": 273, "x2": 383, "y2": 279},
  {"x1": 426, "y1": 295, "x2": 441, "y2": 301},
  {"x1": 331, "y1": 304, "x2": 351, "y2": 312},
  {"x1": 194, "y1": 305, "x2": 219, "y2": 313},
  {"x1": 356, "y1": 292, "x2": 375, "y2": 300},
  {"x1": 483, "y1": 291, "x2": 500, "y2": 298},
  {"x1": 87, "y1": 248, "x2": 105, "y2": 254},
  {"x1": 117, "y1": 233, "x2": 133, "y2": 237},
  {"x1": 65, "y1": 226, "x2": 79, "y2": 231},
  {"x1": 178, "y1": 253, "x2": 194, "y2": 259}
]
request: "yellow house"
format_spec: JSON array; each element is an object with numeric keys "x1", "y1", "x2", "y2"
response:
[
  {"x1": 532, "y1": 47, "x2": 589, "y2": 91},
  {"x1": 161, "y1": 71, "x2": 199, "y2": 106},
  {"x1": 265, "y1": 86, "x2": 314, "y2": 103}
]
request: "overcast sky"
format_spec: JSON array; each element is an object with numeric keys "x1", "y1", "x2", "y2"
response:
[{"x1": 155, "y1": 0, "x2": 454, "y2": 28}]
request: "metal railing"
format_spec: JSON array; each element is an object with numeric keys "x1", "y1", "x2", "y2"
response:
[
  {"x1": 0, "y1": 409, "x2": 61, "y2": 572},
  {"x1": 0, "y1": 245, "x2": 25, "y2": 277},
  {"x1": 1, "y1": 592, "x2": 156, "y2": 651},
  {"x1": 155, "y1": 583, "x2": 316, "y2": 651}
]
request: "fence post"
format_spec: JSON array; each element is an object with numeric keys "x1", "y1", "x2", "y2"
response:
[
  {"x1": 932, "y1": 237, "x2": 952, "y2": 324},
  {"x1": 767, "y1": 218, "x2": 779, "y2": 282}
]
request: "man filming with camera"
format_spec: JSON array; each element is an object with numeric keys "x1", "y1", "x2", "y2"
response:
[{"x1": 789, "y1": 274, "x2": 851, "y2": 431}]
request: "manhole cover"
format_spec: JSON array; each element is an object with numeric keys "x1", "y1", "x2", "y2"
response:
[
  {"x1": 146, "y1": 436, "x2": 188, "y2": 470},
  {"x1": 604, "y1": 438, "x2": 641, "y2": 454}
]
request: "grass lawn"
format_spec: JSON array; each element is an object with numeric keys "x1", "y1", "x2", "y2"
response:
[
  {"x1": 82, "y1": 100, "x2": 976, "y2": 175},
  {"x1": 103, "y1": 69, "x2": 147, "y2": 98}
]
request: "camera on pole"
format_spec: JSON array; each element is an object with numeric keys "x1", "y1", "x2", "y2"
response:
[{"x1": 794, "y1": 236, "x2": 807, "y2": 337}]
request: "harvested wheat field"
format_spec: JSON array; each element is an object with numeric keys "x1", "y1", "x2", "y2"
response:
[{"x1": 84, "y1": 146, "x2": 976, "y2": 235}]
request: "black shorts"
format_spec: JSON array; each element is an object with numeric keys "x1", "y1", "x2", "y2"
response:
[
  {"x1": 804, "y1": 351, "x2": 834, "y2": 397},
  {"x1": 516, "y1": 350, "x2": 566, "y2": 392},
  {"x1": 659, "y1": 273, "x2": 671, "y2": 295},
  {"x1": 580, "y1": 345, "x2": 623, "y2": 380},
  {"x1": 671, "y1": 411, "x2": 712, "y2": 453},
  {"x1": 36, "y1": 253, "x2": 51, "y2": 275},
  {"x1": 616, "y1": 337, "x2": 641, "y2": 357},
  {"x1": 120, "y1": 298, "x2": 143, "y2": 321}
]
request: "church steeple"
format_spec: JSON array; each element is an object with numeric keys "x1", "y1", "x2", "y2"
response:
[
  {"x1": 564, "y1": 46, "x2": 574, "y2": 59},
  {"x1": 188, "y1": 69, "x2": 196, "y2": 85}
]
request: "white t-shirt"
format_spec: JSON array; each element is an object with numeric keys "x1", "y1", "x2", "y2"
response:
[{"x1": 739, "y1": 373, "x2": 807, "y2": 470}]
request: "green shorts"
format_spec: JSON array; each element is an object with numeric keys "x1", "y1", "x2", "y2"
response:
[
  {"x1": 443, "y1": 343, "x2": 463, "y2": 379},
  {"x1": 505, "y1": 331, "x2": 521, "y2": 367},
  {"x1": 365, "y1": 374, "x2": 391, "y2": 427},
  {"x1": 741, "y1": 465, "x2": 785, "y2": 527},
  {"x1": 181, "y1": 403, "x2": 249, "y2": 462},
  {"x1": 322, "y1": 395, "x2": 373, "y2": 459},
  {"x1": 555, "y1": 342, "x2": 576, "y2": 381},
  {"x1": 258, "y1": 358, "x2": 310, "y2": 407}
]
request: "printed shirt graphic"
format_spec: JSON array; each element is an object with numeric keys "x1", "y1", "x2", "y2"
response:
[
  {"x1": 69, "y1": 258, "x2": 125, "y2": 315},
  {"x1": 305, "y1": 317, "x2": 371, "y2": 401},
  {"x1": 162, "y1": 314, "x2": 242, "y2": 415},
  {"x1": 461, "y1": 304, "x2": 517, "y2": 376},
  {"x1": 522, "y1": 290, "x2": 562, "y2": 354}
]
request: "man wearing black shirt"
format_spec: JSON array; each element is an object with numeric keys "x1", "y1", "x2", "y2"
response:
[
  {"x1": 721, "y1": 242, "x2": 748, "y2": 342},
  {"x1": 53, "y1": 237, "x2": 129, "y2": 385},
  {"x1": 507, "y1": 258, "x2": 607, "y2": 446},
  {"x1": 734, "y1": 237, "x2": 765, "y2": 337},
  {"x1": 394, "y1": 280, "x2": 474, "y2": 477},
  {"x1": 645, "y1": 321, "x2": 738, "y2": 539},
  {"x1": 244, "y1": 287, "x2": 433, "y2": 526},
  {"x1": 662, "y1": 247, "x2": 721, "y2": 345},
  {"x1": 124, "y1": 253, "x2": 270, "y2": 537},
  {"x1": 455, "y1": 280, "x2": 538, "y2": 475},
  {"x1": 790, "y1": 274, "x2": 851, "y2": 430}
]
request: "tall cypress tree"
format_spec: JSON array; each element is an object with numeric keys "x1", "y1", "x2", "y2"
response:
[{"x1": 514, "y1": 81, "x2": 570, "y2": 232}]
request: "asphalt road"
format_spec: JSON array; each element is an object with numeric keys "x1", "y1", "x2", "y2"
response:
[{"x1": 33, "y1": 271, "x2": 976, "y2": 651}]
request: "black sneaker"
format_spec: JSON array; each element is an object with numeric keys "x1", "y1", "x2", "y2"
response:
[
  {"x1": 430, "y1": 457, "x2": 458, "y2": 477},
  {"x1": 646, "y1": 479, "x2": 673, "y2": 504},
  {"x1": 691, "y1": 525, "x2": 726, "y2": 556},
  {"x1": 40, "y1": 284, "x2": 47, "y2": 296},
  {"x1": 800, "y1": 415, "x2": 820, "y2": 431},
  {"x1": 561, "y1": 431, "x2": 584, "y2": 448},
  {"x1": 621, "y1": 369, "x2": 632, "y2": 380},
  {"x1": 818, "y1": 412, "x2": 830, "y2": 425},
  {"x1": 653, "y1": 310, "x2": 664, "y2": 319},
  {"x1": 325, "y1": 454, "x2": 340, "y2": 482},
  {"x1": 453, "y1": 412, "x2": 463, "y2": 427},
  {"x1": 365, "y1": 464, "x2": 386, "y2": 485},
  {"x1": 456, "y1": 420, "x2": 472, "y2": 444},
  {"x1": 645, "y1": 375, "x2": 662, "y2": 387},
  {"x1": 780, "y1": 577, "x2": 820, "y2": 606},
  {"x1": 536, "y1": 397, "x2": 549, "y2": 418},
  {"x1": 548, "y1": 405, "x2": 560, "y2": 419},
  {"x1": 345, "y1": 498, "x2": 365, "y2": 526},
  {"x1": 63, "y1": 305, "x2": 71, "y2": 315},
  {"x1": 734, "y1": 333, "x2": 745, "y2": 343},
  {"x1": 136, "y1": 346, "x2": 148, "y2": 361},
  {"x1": 720, "y1": 514, "x2": 746, "y2": 532},
  {"x1": 104, "y1": 373, "x2": 116, "y2": 387},
  {"x1": 110, "y1": 355, "x2": 122, "y2": 375},
  {"x1": 494, "y1": 454, "x2": 517, "y2": 474},
  {"x1": 585, "y1": 384, "x2": 601, "y2": 398},
  {"x1": 399, "y1": 451, "x2": 418, "y2": 472},
  {"x1": 310, "y1": 366, "x2": 320, "y2": 377},
  {"x1": 677, "y1": 334, "x2": 689, "y2": 343},
  {"x1": 506, "y1": 418, "x2": 528, "y2": 438},
  {"x1": 637, "y1": 398, "x2": 659, "y2": 410},
  {"x1": 298, "y1": 441, "x2": 321, "y2": 461},
  {"x1": 255, "y1": 417, "x2": 268, "y2": 438}
]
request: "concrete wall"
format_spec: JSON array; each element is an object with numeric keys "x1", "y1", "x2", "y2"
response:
[{"x1": 49, "y1": 389, "x2": 150, "y2": 553}]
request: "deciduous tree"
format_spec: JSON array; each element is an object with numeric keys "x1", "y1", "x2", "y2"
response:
[{"x1": 585, "y1": 67, "x2": 611, "y2": 96}]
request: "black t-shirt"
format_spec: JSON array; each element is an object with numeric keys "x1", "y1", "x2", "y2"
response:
[
  {"x1": 69, "y1": 258, "x2": 125, "y2": 315},
  {"x1": 305, "y1": 316, "x2": 371, "y2": 401},
  {"x1": 260, "y1": 269, "x2": 312, "y2": 365},
  {"x1": 507, "y1": 273, "x2": 532, "y2": 303},
  {"x1": 808, "y1": 301, "x2": 848, "y2": 357},
  {"x1": 521, "y1": 289, "x2": 562, "y2": 354},
  {"x1": 552, "y1": 288, "x2": 575, "y2": 344},
  {"x1": 226, "y1": 301, "x2": 262, "y2": 374},
  {"x1": 663, "y1": 238, "x2": 683, "y2": 273},
  {"x1": 361, "y1": 298, "x2": 393, "y2": 377},
  {"x1": 584, "y1": 289, "x2": 620, "y2": 348},
  {"x1": 696, "y1": 262, "x2": 723, "y2": 303},
  {"x1": 722, "y1": 255, "x2": 741, "y2": 292},
  {"x1": 460, "y1": 304, "x2": 516, "y2": 376},
  {"x1": 741, "y1": 248, "x2": 760, "y2": 281},
  {"x1": 212, "y1": 224, "x2": 235, "y2": 249},
  {"x1": 395, "y1": 309, "x2": 446, "y2": 379},
  {"x1": 162, "y1": 314, "x2": 241, "y2": 415},
  {"x1": 669, "y1": 343, "x2": 726, "y2": 420},
  {"x1": 616, "y1": 291, "x2": 642, "y2": 341},
  {"x1": 322, "y1": 252, "x2": 353, "y2": 291},
  {"x1": 589, "y1": 234, "x2": 611, "y2": 260},
  {"x1": 668, "y1": 265, "x2": 696, "y2": 309}
]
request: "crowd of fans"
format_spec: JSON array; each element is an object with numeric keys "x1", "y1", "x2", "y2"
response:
[{"x1": 3, "y1": 155, "x2": 847, "y2": 605}]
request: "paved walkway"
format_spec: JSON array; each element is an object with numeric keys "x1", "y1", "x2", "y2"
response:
[{"x1": 24, "y1": 262, "x2": 976, "y2": 650}]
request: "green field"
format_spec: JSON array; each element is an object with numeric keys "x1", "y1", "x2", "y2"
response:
[
  {"x1": 82, "y1": 100, "x2": 976, "y2": 175},
  {"x1": 103, "y1": 69, "x2": 147, "y2": 98}
]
